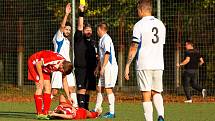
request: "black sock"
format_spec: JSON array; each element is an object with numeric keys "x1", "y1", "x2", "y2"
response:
[
  {"x1": 85, "y1": 94, "x2": 90, "y2": 110},
  {"x1": 77, "y1": 94, "x2": 85, "y2": 108}
]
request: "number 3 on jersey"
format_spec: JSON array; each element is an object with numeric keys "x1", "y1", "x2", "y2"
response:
[{"x1": 152, "y1": 27, "x2": 159, "y2": 43}]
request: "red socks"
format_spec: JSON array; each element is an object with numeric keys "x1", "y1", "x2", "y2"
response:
[
  {"x1": 34, "y1": 94, "x2": 43, "y2": 115},
  {"x1": 34, "y1": 93, "x2": 51, "y2": 115},
  {"x1": 43, "y1": 93, "x2": 51, "y2": 115}
]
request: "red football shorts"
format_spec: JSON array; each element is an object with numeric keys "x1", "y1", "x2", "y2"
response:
[
  {"x1": 74, "y1": 108, "x2": 87, "y2": 119},
  {"x1": 28, "y1": 57, "x2": 50, "y2": 82}
]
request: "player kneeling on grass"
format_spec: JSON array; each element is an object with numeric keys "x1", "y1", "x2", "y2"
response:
[
  {"x1": 28, "y1": 50, "x2": 73, "y2": 119},
  {"x1": 49, "y1": 95, "x2": 101, "y2": 119}
]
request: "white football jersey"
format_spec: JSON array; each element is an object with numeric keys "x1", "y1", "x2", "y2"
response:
[
  {"x1": 53, "y1": 30, "x2": 71, "y2": 61},
  {"x1": 132, "y1": 16, "x2": 166, "y2": 70},
  {"x1": 99, "y1": 33, "x2": 117, "y2": 66}
]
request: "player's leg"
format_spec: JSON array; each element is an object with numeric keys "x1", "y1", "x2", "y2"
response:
[
  {"x1": 28, "y1": 60, "x2": 44, "y2": 115},
  {"x1": 103, "y1": 64, "x2": 118, "y2": 118},
  {"x1": 67, "y1": 73, "x2": 78, "y2": 107},
  {"x1": 94, "y1": 84, "x2": 104, "y2": 112},
  {"x1": 152, "y1": 92, "x2": 164, "y2": 120},
  {"x1": 182, "y1": 71, "x2": 192, "y2": 101},
  {"x1": 34, "y1": 81, "x2": 44, "y2": 115},
  {"x1": 43, "y1": 73, "x2": 52, "y2": 115},
  {"x1": 137, "y1": 70, "x2": 153, "y2": 121},
  {"x1": 142, "y1": 91, "x2": 153, "y2": 121},
  {"x1": 151, "y1": 70, "x2": 164, "y2": 120},
  {"x1": 103, "y1": 87, "x2": 115, "y2": 118}
]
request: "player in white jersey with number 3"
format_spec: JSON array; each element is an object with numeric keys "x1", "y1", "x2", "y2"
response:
[
  {"x1": 125, "y1": 0, "x2": 166, "y2": 121},
  {"x1": 93, "y1": 22, "x2": 118, "y2": 118},
  {"x1": 51, "y1": 3, "x2": 78, "y2": 107}
]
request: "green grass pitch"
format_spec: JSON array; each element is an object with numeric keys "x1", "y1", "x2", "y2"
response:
[{"x1": 0, "y1": 102, "x2": 215, "y2": 121}]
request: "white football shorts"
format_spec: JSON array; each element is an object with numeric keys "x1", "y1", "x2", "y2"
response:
[
  {"x1": 136, "y1": 70, "x2": 163, "y2": 92},
  {"x1": 98, "y1": 63, "x2": 118, "y2": 88},
  {"x1": 51, "y1": 71, "x2": 76, "y2": 88}
]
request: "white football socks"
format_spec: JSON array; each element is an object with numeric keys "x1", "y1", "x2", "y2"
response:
[
  {"x1": 153, "y1": 93, "x2": 164, "y2": 118},
  {"x1": 143, "y1": 101, "x2": 153, "y2": 121},
  {"x1": 70, "y1": 93, "x2": 78, "y2": 107},
  {"x1": 95, "y1": 93, "x2": 103, "y2": 111},
  {"x1": 107, "y1": 93, "x2": 115, "y2": 114}
]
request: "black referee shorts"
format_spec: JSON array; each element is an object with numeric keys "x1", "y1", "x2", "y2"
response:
[{"x1": 74, "y1": 67, "x2": 96, "y2": 91}]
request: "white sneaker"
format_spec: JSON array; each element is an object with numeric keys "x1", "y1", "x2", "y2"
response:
[
  {"x1": 184, "y1": 100, "x2": 192, "y2": 103},
  {"x1": 202, "y1": 89, "x2": 207, "y2": 98}
]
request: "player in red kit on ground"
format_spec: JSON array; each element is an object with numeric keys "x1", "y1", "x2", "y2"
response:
[
  {"x1": 48, "y1": 95, "x2": 101, "y2": 119},
  {"x1": 28, "y1": 50, "x2": 73, "y2": 119}
]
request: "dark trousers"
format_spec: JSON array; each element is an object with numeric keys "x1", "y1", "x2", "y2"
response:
[{"x1": 182, "y1": 70, "x2": 203, "y2": 100}]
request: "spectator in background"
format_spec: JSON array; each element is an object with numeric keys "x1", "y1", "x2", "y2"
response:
[
  {"x1": 51, "y1": 3, "x2": 78, "y2": 108},
  {"x1": 28, "y1": 50, "x2": 73, "y2": 120},
  {"x1": 177, "y1": 40, "x2": 206, "y2": 103},
  {"x1": 74, "y1": 4, "x2": 97, "y2": 110}
]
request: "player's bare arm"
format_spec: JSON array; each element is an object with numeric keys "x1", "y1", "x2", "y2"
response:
[
  {"x1": 77, "y1": 5, "x2": 84, "y2": 31},
  {"x1": 94, "y1": 59, "x2": 101, "y2": 77},
  {"x1": 49, "y1": 112, "x2": 74, "y2": 119},
  {"x1": 35, "y1": 60, "x2": 44, "y2": 88},
  {"x1": 59, "y1": 3, "x2": 71, "y2": 32},
  {"x1": 177, "y1": 57, "x2": 190, "y2": 68},
  {"x1": 124, "y1": 42, "x2": 138, "y2": 80},
  {"x1": 62, "y1": 77, "x2": 72, "y2": 102},
  {"x1": 100, "y1": 52, "x2": 110, "y2": 76}
]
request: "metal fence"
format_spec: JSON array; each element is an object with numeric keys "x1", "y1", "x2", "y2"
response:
[{"x1": 0, "y1": 0, "x2": 214, "y2": 98}]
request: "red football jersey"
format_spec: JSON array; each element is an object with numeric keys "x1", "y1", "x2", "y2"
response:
[
  {"x1": 30, "y1": 50, "x2": 65, "y2": 73},
  {"x1": 54, "y1": 105, "x2": 87, "y2": 119},
  {"x1": 28, "y1": 50, "x2": 65, "y2": 82}
]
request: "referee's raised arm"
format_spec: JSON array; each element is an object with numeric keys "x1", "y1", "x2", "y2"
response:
[{"x1": 77, "y1": 5, "x2": 85, "y2": 31}]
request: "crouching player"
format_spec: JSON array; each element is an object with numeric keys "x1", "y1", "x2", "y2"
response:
[
  {"x1": 49, "y1": 95, "x2": 101, "y2": 119},
  {"x1": 28, "y1": 50, "x2": 73, "y2": 119}
]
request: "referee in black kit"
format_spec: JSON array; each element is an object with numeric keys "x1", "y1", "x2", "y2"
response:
[
  {"x1": 177, "y1": 40, "x2": 206, "y2": 103},
  {"x1": 74, "y1": 4, "x2": 97, "y2": 110}
]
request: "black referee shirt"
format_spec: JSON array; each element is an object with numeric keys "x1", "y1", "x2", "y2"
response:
[{"x1": 74, "y1": 30, "x2": 97, "y2": 69}]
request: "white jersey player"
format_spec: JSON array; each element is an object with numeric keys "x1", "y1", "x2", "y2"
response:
[
  {"x1": 125, "y1": 0, "x2": 166, "y2": 121},
  {"x1": 93, "y1": 22, "x2": 118, "y2": 118},
  {"x1": 51, "y1": 3, "x2": 77, "y2": 107}
]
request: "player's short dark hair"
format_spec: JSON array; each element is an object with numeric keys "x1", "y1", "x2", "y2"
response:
[
  {"x1": 97, "y1": 22, "x2": 108, "y2": 31},
  {"x1": 62, "y1": 61, "x2": 73, "y2": 76},
  {"x1": 65, "y1": 22, "x2": 72, "y2": 27},
  {"x1": 84, "y1": 22, "x2": 92, "y2": 29},
  {"x1": 137, "y1": 0, "x2": 152, "y2": 12}
]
